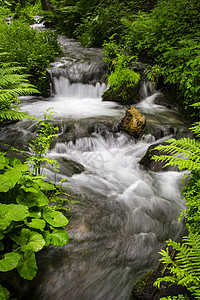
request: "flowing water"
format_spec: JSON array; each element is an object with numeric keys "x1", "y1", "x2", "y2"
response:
[{"x1": 0, "y1": 37, "x2": 189, "y2": 300}]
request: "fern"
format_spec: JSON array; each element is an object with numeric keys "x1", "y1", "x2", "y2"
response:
[
  {"x1": 153, "y1": 138, "x2": 200, "y2": 171},
  {"x1": 0, "y1": 60, "x2": 39, "y2": 121},
  {"x1": 154, "y1": 233, "x2": 200, "y2": 299}
]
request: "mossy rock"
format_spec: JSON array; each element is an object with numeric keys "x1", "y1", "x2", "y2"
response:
[
  {"x1": 119, "y1": 106, "x2": 146, "y2": 138},
  {"x1": 102, "y1": 83, "x2": 140, "y2": 105},
  {"x1": 139, "y1": 142, "x2": 179, "y2": 172},
  {"x1": 131, "y1": 262, "x2": 192, "y2": 300}
]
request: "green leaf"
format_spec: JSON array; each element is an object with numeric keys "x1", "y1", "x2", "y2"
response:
[
  {"x1": 12, "y1": 228, "x2": 46, "y2": 252},
  {"x1": 17, "y1": 190, "x2": 48, "y2": 208},
  {"x1": 0, "y1": 204, "x2": 29, "y2": 230},
  {"x1": 0, "y1": 285, "x2": 10, "y2": 300},
  {"x1": 0, "y1": 252, "x2": 21, "y2": 272},
  {"x1": 25, "y1": 218, "x2": 46, "y2": 230},
  {"x1": 29, "y1": 210, "x2": 42, "y2": 218},
  {"x1": 0, "y1": 174, "x2": 12, "y2": 192},
  {"x1": 35, "y1": 179, "x2": 55, "y2": 191},
  {"x1": 9, "y1": 157, "x2": 22, "y2": 167},
  {"x1": 17, "y1": 250, "x2": 38, "y2": 280},
  {"x1": 43, "y1": 210, "x2": 69, "y2": 227},
  {"x1": 0, "y1": 155, "x2": 6, "y2": 170},
  {"x1": 42, "y1": 230, "x2": 51, "y2": 246},
  {"x1": 50, "y1": 228, "x2": 69, "y2": 246}
]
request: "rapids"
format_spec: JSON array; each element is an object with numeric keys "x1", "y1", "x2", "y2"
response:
[{"x1": 0, "y1": 37, "x2": 189, "y2": 300}]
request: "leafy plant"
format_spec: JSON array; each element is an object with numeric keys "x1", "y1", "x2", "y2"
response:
[
  {"x1": 106, "y1": 53, "x2": 140, "y2": 91},
  {"x1": 154, "y1": 234, "x2": 200, "y2": 299},
  {"x1": 28, "y1": 108, "x2": 59, "y2": 176},
  {"x1": 0, "y1": 57, "x2": 39, "y2": 122},
  {"x1": 0, "y1": 153, "x2": 69, "y2": 298},
  {"x1": 0, "y1": 19, "x2": 61, "y2": 94},
  {"x1": 123, "y1": 0, "x2": 200, "y2": 112}
]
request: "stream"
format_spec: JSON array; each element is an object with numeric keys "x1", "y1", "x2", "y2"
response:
[{"x1": 0, "y1": 37, "x2": 189, "y2": 300}]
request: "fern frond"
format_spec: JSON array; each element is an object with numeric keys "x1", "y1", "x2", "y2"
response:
[
  {"x1": 0, "y1": 110, "x2": 36, "y2": 120},
  {"x1": 155, "y1": 233, "x2": 200, "y2": 298},
  {"x1": 153, "y1": 137, "x2": 200, "y2": 171}
]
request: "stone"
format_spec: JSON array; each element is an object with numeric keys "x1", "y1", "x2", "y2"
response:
[
  {"x1": 102, "y1": 83, "x2": 140, "y2": 105},
  {"x1": 139, "y1": 142, "x2": 178, "y2": 172},
  {"x1": 131, "y1": 261, "x2": 191, "y2": 300},
  {"x1": 119, "y1": 107, "x2": 146, "y2": 138}
]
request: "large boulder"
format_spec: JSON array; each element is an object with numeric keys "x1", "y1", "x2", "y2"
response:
[
  {"x1": 119, "y1": 107, "x2": 146, "y2": 138},
  {"x1": 102, "y1": 83, "x2": 140, "y2": 105},
  {"x1": 139, "y1": 142, "x2": 179, "y2": 172}
]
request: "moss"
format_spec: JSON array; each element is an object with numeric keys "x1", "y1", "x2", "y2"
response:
[{"x1": 102, "y1": 83, "x2": 140, "y2": 105}]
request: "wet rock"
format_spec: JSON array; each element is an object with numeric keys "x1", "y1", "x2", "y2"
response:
[
  {"x1": 139, "y1": 143, "x2": 177, "y2": 172},
  {"x1": 102, "y1": 83, "x2": 140, "y2": 105},
  {"x1": 56, "y1": 157, "x2": 85, "y2": 177},
  {"x1": 131, "y1": 261, "x2": 192, "y2": 300},
  {"x1": 119, "y1": 107, "x2": 146, "y2": 138}
]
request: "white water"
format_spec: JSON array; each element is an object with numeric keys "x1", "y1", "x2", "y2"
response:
[{"x1": 20, "y1": 79, "x2": 125, "y2": 120}]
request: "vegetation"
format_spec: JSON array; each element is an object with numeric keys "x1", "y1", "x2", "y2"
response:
[
  {"x1": 0, "y1": 58, "x2": 38, "y2": 122},
  {"x1": 0, "y1": 7, "x2": 67, "y2": 298},
  {"x1": 0, "y1": 153, "x2": 69, "y2": 299},
  {"x1": 41, "y1": 0, "x2": 158, "y2": 46},
  {"x1": 150, "y1": 106, "x2": 200, "y2": 299},
  {"x1": 0, "y1": 60, "x2": 69, "y2": 299}
]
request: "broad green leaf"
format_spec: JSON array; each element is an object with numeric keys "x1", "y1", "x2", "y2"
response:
[
  {"x1": 17, "y1": 250, "x2": 38, "y2": 280},
  {"x1": 42, "y1": 230, "x2": 51, "y2": 246},
  {"x1": 17, "y1": 190, "x2": 48, "y2": 208},
  {"x1": 43, "y1": 210, "x2": 69, "y2": 227},
  {"x1": 0, "y1": 155, "x2": 6, "y2": 170},
  {"x1": 29, "y1": 210, "x2": 42, "y2": 218},
  {"x1": 9, "y1": 157, "x2": 22, "y2": 167},
  {"x1": 0, "y1": 252, "x2": 21, "y2": 272},
  {"x1": 0, "y1": 285, "x2": 10, "y2": 300},
  {"x1": 2, "y1": 168, "x2": 22, "y2": 190},
  {"x1": 50, "y1": 229, "x2": 69, "y2": 246},
  {"x1": 25, "y1": 218, "x2": 46, "y2": 230},
  {"x1": 17, "y1": 193, "x2": 38, "y2": 208},
  {"x1": 0, "y1": 204, "x2": 29, "y2": 230},
  {"x1": 36, "y1": 190, "x2": 49, "y2": 207},
  {"x1": 21, "y1": 186, "x2": 39, "y2": 193},
  {"x1": 35, "y1": 179, "x2": 55, "y2": 191},
  {"x1": 0, "y1": 174, "x2": 12, "y2": 192},
  {"x1": 12, "y1": 228, "x2": 45, "y2": 252}
]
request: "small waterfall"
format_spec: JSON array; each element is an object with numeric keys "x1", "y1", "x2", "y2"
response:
[{"x1": 54, "y1": 78, "x2": 107, "y2": 98}]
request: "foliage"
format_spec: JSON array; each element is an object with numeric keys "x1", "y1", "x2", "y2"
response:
[
  {"x1": 0, "y1": 153, "x2": 69, "y2": 296},
  {"x1": 28, "y1": 108, "x2": 59, "y2": 176},
  {"x1": 154, "y1": 234, "x2": 200, "y2": 299},
  {"x1": 102, "y1": 34, "x2": 124, "y2": 64},
  {"x1": 0, "y1": 58, "x2": 39, "y2": 122},
  {"x1": 123, "y1": 0, "x2": 200, "y2": 110},
  {"x1": 160, "y1": 296, "x2": 189, "y2": 300},
  {"x1": 46, "y1": 0, "x2": 158, "y2": 46},
  {"x1": 0, "y1": 19, "x2": 61, "y2": 94},
  {"x1": 75, "y1": 3, "x2": 127, "y2": 47},
  {"x1": 0, "y1": 6, "x2": 13, "y2": 20},
  {"x1": 105, "y1": 53, "x2": 140, "y2": 91}
]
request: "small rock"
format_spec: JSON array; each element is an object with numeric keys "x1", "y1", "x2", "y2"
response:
[{"x1": 119, "y1": 107, "x2": 146, "y2": 138}]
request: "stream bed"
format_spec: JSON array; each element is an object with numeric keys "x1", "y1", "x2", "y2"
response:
[{"x1": 0, "y1": 37, "x2": 189, "y2": 300}]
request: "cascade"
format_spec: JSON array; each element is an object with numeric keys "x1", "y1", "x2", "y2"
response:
[{"x1": 0, "y1": 36, "x2": 189, "y2": 300}]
